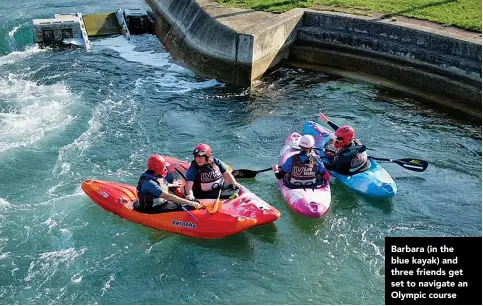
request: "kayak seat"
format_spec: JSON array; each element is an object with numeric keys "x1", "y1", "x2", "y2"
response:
[
  {"x1": 284, "y1": 181, "x2": 325, "y2": 190},
  {"x1": 194, "y1": 183, "x2": 240, "y2": 199},
  {"x1": 283, "y1": 176, "x2": 326, "y2": 190}
]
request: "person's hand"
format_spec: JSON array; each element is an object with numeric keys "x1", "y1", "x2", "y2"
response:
[
  {"x1": 323, "y1": 170, "x2": 331, "y2": 182},
  {"x1": 170, "y1": 179, "x2": 182, "y2": 188},
  {"x1": 272, "y1": 164, "x2": 280, "y2": 173},
  {"x1": 318, "y1": 112, "x2": 329, "y2": 123},
  {"x1": 232, "y1": 182, "x2": 241, "y2": 190},
  {"x1": 190, "y1": 201, "x2": 202, "y2": 209},
  {"x1": 186, "y1": 194, "x2": 195, "y2": 201}
]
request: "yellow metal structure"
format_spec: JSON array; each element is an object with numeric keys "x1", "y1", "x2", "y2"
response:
[{"x1": 83, "y1": 13, "x2": 121, "y2": 37}]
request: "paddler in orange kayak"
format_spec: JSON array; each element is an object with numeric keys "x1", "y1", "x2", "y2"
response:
[
  {"x1": 135, "y1": 154, "x2": 202, "y2": 213},
  {"x1": 184, "y1": 143, "x2": 241, "y2": 200}
]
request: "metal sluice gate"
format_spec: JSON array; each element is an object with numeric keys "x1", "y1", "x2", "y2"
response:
[{"x1": 32, "y1": 8, "x2": 154, "y2": 50}]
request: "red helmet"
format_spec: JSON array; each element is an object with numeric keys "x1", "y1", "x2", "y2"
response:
[
  {"x1": 335, "y1": 126, "x2": 355, "y2": 148},
  {"x1": 193, "y1": 143, "x2": 212, "y2": 158},
  {"x1": 147, "y1": 154, "x2": 170, "y2": 176}
]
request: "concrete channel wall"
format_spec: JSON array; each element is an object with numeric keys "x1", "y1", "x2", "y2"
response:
[
  {"x1": 145, "y1": 0, "x2": 482, "y2": 117},
  {"x1": 145, "y1": 0, "x2": 303, "y2": 85},
  {"x1": 290, "y1": 10, "x2": 481, "y2": 116}
]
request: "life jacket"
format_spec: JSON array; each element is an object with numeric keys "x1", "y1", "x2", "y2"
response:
[
  {"x1": 325, "y1": 139, "x2": 369, "y2": 174},
  {"x1": 191, "y1": 160, "x2": 224, "y2": 193},
  {"x1": 288, "y1": 153, "x2": 318, "y2": 186},
  {"x1": 347, "y1": 139, "x2": 369, "y2": 173},
  {"x1": 136, "y1": 171, "x2": 169, "y2": 209}
]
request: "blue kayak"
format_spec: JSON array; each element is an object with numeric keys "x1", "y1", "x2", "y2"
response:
[{"x1": 302, "y1": 121, "x2": 397, "y2": 198}]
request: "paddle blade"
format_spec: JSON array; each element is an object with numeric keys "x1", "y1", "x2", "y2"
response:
[
  {"x1": 208, "y1": 199, "x2": 222, "y2": 214},
  {"x1": 232, "y1": 167, "x2": 273, "y2": 179},
  {"x1": 231, "y1": 169, "x2": 259, "y2": 179},
  {"x1": 394, "y1": 158, "x2": 429, "y2": 172}
]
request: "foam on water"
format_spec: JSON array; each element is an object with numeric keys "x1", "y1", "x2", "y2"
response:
[
  {"x1": 101, "y1": 274, "x2": 115, "y2": 296},
  {"x1": 151, "y1": 72, "x2": 221, "y2": 93},
  {"x1": 53, "y1": 109, "x2": 103, "y2": 176},
  {"x1": 0, "y1": 45, "x2": 45, "y2": 66},
  {"x1": 92, "y1": 35, "x2": 170, "y2": 68},
  {"x1": 93, "y1": 35, "x2": 222, "y2": 93},
  {"x1": 0, "y1": 75, "x2": 74, "y2": 153},
  {"x1": 24, "y1": 247, "x2": 87, "y2": 285},
  {"x1": 8, "y1": 26, "x2": 20, "y2": 38},
  {"x1": 0, "y1": 198, "x2": 12, "y2": 211}
]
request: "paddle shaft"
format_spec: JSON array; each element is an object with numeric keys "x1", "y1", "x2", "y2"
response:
[
  {"x1": 318, "y1": 113, "x2": 428, "y2": 172},
  {"x1": 369, "y1": 156, "x2": 428, "y2": 172},
  {"x1": 255, "y1": 167, "x2": 273, "y2": 174},
  {"x1": 180, "y1": 205, "x2": 198, "y2": 222},
  {"x1": 208, "y1": 178, "x2": 224, "y2": 214}
]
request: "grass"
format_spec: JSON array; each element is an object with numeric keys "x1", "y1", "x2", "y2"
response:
[{"x1": 215, "y1": 0, "x2": 482, "y2": 31}]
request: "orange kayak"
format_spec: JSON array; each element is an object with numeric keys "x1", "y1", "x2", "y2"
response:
[
  {"x1": 164, "y1": 156, "x2": 281, "y2": 226},
  {"x1": 81, "y1": 180, "x2": 257, "y2": 239}
]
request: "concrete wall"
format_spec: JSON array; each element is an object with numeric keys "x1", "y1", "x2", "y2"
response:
[
  {"x1": 145, "y1": 0, "x2": 481, "y2": 117},
  {"x1": 299, "y1": 11, "x2": 481, "y2": 79},
  {"x1": 288, "y1": 10, "x2": 481, "y2": 114},
  {"x1": 145, "y1": 0, "x2": 303, "y2": 86},
  {"x1": 242, "y1": 9, "x2": 304, "y2": 82},
  {"x1": 146, "y1": 0, "x2": 242, "y2": 84}
]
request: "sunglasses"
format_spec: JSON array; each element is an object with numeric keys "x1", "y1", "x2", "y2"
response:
[
  {"x1": 193, "y1": 149, "x2": 206, "y2": 155},
  {"x1": 335, "y1": 137, "x2": 344, "y2": 141}
]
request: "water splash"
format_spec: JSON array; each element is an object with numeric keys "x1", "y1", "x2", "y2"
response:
[
  {"x1": 0, "y1": 45, "x2": 45, "y2": 66},
  {"x1": 0, "y1": 75, "x2": 74, "y2": 153}
]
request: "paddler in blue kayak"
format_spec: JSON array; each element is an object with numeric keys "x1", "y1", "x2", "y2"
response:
[
  {"x1": 184, "y1": 143, "x2": 241, "y2": 200},
  {"x1": 272, "y1": 134, "x2": 330, "y2": 188},
  {"x1": 136, "y1": 154, "x2": 202, "y2": 213},
  {"x1": 318, "y1": 112, "x2": 370, "y2": 175}
]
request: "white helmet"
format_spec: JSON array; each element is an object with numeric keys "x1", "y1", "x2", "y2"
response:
[{"x1": 300, "y1": 135, "x2": 315, "y2": 149}]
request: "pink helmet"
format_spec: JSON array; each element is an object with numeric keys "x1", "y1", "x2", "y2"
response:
[
  {"x1": 193, "y1": 143, "x2": 212, "y2": 158},
  {"x1": 335, "y1": 126, "x2": 355, "y2": 148}
]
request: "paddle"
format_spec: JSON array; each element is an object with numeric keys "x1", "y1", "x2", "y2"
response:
[
  {"x1": 179, "y1": 205, "x2": 199, "y2": 222},
  {"x1": 369, "y1": 157, "x2": 429, "y2": 172},
  {"x1": 208, "y1": 178, "x2": 224, "y2": 214},
  {"x1": 231, "y1": 145, "x2": 367, "y2": 179},
  {"x1": 317, "y1": 112, "x2": 429, "y2": 172},
  {"x1": 231, "y1": 167, "x2": 272, "y2": 179}
]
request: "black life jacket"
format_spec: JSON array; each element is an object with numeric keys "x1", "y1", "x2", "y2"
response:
[
  {"x1": 136, "y1": 171, "x2": 168, "y2": 210},
  {"x1": 326, "y1": 140, "x2": 370, "y2": 174}
]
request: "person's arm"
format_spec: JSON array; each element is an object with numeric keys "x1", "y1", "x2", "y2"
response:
[
  {"x1": 214, "y1": 158, "x2": 240, "y2": 189},
  {"x1": 272, "y1": 165, "x2": 286, "y2": 180},
  {"x1": 184, "y1": 166, "x2": 196, "y2": 200},
  {"x1": 223, "y1": 171, "x2": 240, "y2": 189},
  {"x1": 324, "y1": 140, "x2": 337, "y2": 157},
  {"x1": 316, "y1": 157, "x2": 331, "y2": 181},
  {"x1": 318, "y1": 112, "x2": 340, "y2": 131},
  {"x1": 184, "y1": 181, "x2": 195, "y2": 200},
  {"x1": 273, "y1": 158, "x2": 292, "y2": 180},
  {"x1": 160, "y1": 192, "x2": 201, "y2": 208}
]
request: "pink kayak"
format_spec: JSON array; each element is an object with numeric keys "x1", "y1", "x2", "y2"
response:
[{"x1": 277, "y1": 132, "x2": 331, "y2": 218}]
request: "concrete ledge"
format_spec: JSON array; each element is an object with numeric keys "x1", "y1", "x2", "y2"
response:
[
  {"x1": 291, "y1": 10, "x2": 481, "y2": 117},
  {"x1": 146, "y1": 0, "x2": 302, "y2": 85},
  {"x1": 145, "y1": 0, "x2": 481, "y2": 118},
  {"x1": 300, "y1": 10, "x2": 481, "y2": 79}
]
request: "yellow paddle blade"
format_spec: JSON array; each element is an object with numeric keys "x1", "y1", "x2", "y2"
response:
[{"x1": 208, "y1": 199, "x2": 222, "y2": 214}]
